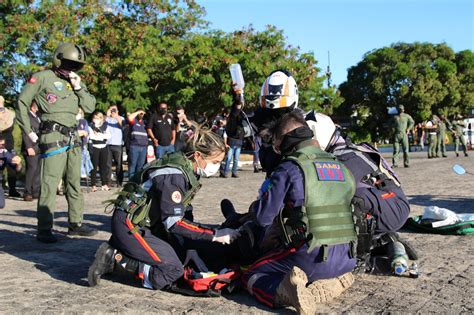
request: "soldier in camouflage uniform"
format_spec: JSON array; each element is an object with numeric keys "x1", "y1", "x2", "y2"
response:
[
  {"x1": 392, "y1": 105, "x2": 415, "y2": 168},
  {"x1": 424, "y1": 115, "x2": 439, "y2": 159},
  {"x1": 16, "y1": 43, "x2": 97, "y2": 243},
  {"x1": 436, "y1": 114, "x2": 449, "y2": 158},
  {"x1": 451, "y1": 114, "x2": 469, "y2": 157}
]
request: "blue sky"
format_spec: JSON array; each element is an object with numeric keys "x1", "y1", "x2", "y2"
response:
[{"x1": 199, "y1": 0, "x2": 473, "y2": 86}]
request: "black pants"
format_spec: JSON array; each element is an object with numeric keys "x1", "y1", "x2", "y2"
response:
[
  {"x1": 91, "y1": 146, "x2": 109, "y2": 186},
  {"x1": 23, "y1": 154, "x2": 41, "y2": 196},
  {"x1": 6, "y1": 167, "x2": 17, "y2": 194},
  {"x1": 108, "y1": 145, "x2": 123, "y2": 185},
  {"x1": 109, "y1": 210, "x2": 184, "y2": 289}
]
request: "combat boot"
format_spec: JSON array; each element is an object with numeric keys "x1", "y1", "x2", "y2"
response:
[
  {"x1": 307, "y1": 272, "x2": 354, "y2": 304},
  {"x1": 36, "y1": 229, "x2": 58, "y2": 243},
  {"x1": 114, "y1": 252, "x2": 140, "y2": 275},
  {"x1": 68, "y1": 223, "x2": 98, "y2": 237},
  {"x1": 275, "y1": 267, "x2": 316, "y2": 315},
  {"x1": 88, "y1": 242, "x2": 116, "y2": 286},
  {"x1": 220, "y1": 198, "x2": 237, "y2": 219}
]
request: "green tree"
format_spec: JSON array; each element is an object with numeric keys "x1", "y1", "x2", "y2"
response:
[
  {"x1": 1, "y1": 1, "x2": 338, "y2": 119},
  {"x1": 337, "y1": 42, "x2": 473, "y2": 142}
]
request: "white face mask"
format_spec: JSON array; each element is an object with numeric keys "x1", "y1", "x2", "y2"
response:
[
  {"x1": 76, "y1": 113, "x2": 82, "y2": 120},
  {"x1": 93, "y1": 119, "x2": 103, "y2": 127},
  {"x1": 196, "y1": 158, "x2": 221, "y2": 178}
]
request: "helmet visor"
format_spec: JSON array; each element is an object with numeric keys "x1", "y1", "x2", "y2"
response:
[{"x1": 60, "y1": 59, "x2": 84, "y2": 72}]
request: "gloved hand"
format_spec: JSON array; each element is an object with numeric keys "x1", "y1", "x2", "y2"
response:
[
  {"x1": 212, "y1": 228, "x2": 241, "y2": 245},
  {"x1": 28, "y1": 132, "x2": 38, "y2": 143},
  {"x1": 69, "y1": 71, "x2": 82, "y2": 90}
]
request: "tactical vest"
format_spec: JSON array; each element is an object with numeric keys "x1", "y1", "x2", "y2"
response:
[
  {"x1": 129, "y1": 120, "x2": 148, "y2": 147},
  {"x1": 281, "y1": 142, "x2": 357, "y2": 258},
  {"x1": 106, "y1": 152, "x2": 201, "y2": 233},
  {"x1": 332, "y1": 141, "x2": 401, "y2": 189}
]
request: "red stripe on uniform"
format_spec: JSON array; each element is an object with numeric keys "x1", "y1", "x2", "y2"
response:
[
  {"x1": 254, "y1": 290, "x2": 274, "y2": 307},
  {"x1": 381, "y1": 192, "x2": 396, "y2": 199},
  {"x1": 247, "y1": 247, "x2": 296, "y2": 272},
  {"x1": 253, "y1": 287, "x2": 274, "y2": 299},
  {"x1": 176, "y1": 220, "x2": 214, "y2": 235},
  {"x1": 125, "y1": 218, "x2": 161, "y2": 262}
]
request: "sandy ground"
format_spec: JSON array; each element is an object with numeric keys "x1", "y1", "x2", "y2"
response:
[{"x1": 0, "y1": 151, "x2": 473, "y2": 314}]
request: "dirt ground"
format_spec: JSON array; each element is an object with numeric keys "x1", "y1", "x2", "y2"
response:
[{"x1": 0, "y1": 151, "x2": 473, "y2": 314}]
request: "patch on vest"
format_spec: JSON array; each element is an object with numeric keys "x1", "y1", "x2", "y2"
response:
[
  {"x1": 314, "y1": 162, "x2": 345, "y2": 181},
  {"x1": 171, "y1": 191, "x2": 182, "y2": 203},
  {"x1": 259, "y1": 178, "x2": 272, "y2": 199},
  {"x1": 53, "y1": 81, "x2": 64, "y2": 91},
  {"x1": 46, "y1": 93, "x2": 57, "y2": 104}
]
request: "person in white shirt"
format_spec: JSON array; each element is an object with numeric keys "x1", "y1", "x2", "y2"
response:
[{"x1": 88, "y1": 111, "x2": 111, "y2": 192}]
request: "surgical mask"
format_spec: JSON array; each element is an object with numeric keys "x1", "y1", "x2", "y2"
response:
[
  {"x1": 93, "y1": 119, "x2": 103, "y2": 127},
  {"x1": 76, "y1": 113, "x2": 82, "y2": 120},
  {"x1": 196, "y1": 157, "x2": 220, "y2": 178}
]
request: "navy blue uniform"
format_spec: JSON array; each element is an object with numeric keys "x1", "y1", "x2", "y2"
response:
[
  {"x1": 242, "y1": 161, "x2": 356, "y2": 307},
  {"x1": 0, "y1": 149, "x2": 19, "y2": 208},
  {"x1": 109, "y1": 167, "x2": 215, "y2": 289},
  {"x1": 331, "y1": 140, "x2": 410, "y2": 234}
]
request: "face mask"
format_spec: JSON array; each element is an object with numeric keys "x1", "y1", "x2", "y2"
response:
[
  {"x1": 93, "y1": 119, "x2": 103, "y2": 127},
  {"x1": 76, "y1": 113, "x2": 82, "y2": 120},
  {"x1": 196, "y1": 157, "x2": 221, "y2": 178},
  {"x1": 158, "y1": 108, "x2": 167, "y2": 115}
]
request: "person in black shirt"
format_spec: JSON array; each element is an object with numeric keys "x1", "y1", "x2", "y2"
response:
[
  {"x1": 221, "y1": 103, "x2": 245, "y2": 178},
  {"x1": 174, "y1": 105, "x2": 192, "y2": 152},
  {"x1": 146, "y1": 103, "x2": 176, "y2": 159}
]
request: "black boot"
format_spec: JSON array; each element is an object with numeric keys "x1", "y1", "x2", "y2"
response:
[
  {"x1": 114, "y1": 252, "x2": 140, "y2": 275},
  {"x1": 7, "y1": 176, "x2": 21, "y2": 197},
  {"x1": 88, "y1": 242, "x2": 116, "y2": 286},
  {"x1": 36, "y1": 229, "x2": 58, "y2": 243},
  {"x1": 220, "y1": 199, "x2": 237, "y2": 219},
  {"x1": 68, "y1": 223, "x2": 98, "y2": 237}
]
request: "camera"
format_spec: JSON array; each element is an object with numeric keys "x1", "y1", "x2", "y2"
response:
[{"x1": 111, "y1": 108, "x2": 117, "y2": 113}]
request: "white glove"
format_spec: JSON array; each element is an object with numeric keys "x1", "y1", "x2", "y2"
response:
[
  {"x1": 212, "y1": 228, "x2": 241, "y2": 245},
  {"x1": 28, "y1": 132, "x2": 38, "y2": 143},
  {"x1": 69, "y1": 71, "x2": 82, "y2": 90}
]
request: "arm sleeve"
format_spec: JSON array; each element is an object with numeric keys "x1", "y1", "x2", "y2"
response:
[
  {"x1": 22, "y1": 126, "x2": 35, "y2": 150},
  {"x1": 253, "y1": 165, "x2": 292, "y2": 227},
  {"x1": 5, "y1": 151, "x2": 17, "y2": 169},
  {"x1": 103, "y1": 127, "x2": 112, "y2": 140},
  {"x1": 408, "y1": 115, "x2": 415, "y2": 130},
  {"x1": 16, "y1": 76, "x2": 42, "y2": 135},
  {"x1": 146, "y1": 114, "x2": 155, "y2": 129},
  {"x1": 76, "y1": 84, "x2": 96, "y2": 114},
  {"x1": 152, "y1": 174, "x2": 215, "y2": 241}
]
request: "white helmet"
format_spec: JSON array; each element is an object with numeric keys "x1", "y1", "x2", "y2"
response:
[
  {"x1": 260, "y1": 70, "x2": 298, "y2": 109},
  {"x1": 306, "y1": 112, "x2": 336, "y2": 151}
]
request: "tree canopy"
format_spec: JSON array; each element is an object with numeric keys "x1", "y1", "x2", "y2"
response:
[
  {"x1": 1, "y1": 0, "x2": 338, "y2": 118},
  {"x1": 337, "y1": 42, "x2": 473, "y2": 142}
]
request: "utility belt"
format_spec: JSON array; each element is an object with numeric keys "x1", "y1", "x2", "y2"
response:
[
  {"x1": 40, "y1": 121, "x2": 76, "y2": 137},
  {"x1": 39, "y1": 121, "x2": 79, "y2": 157}
]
